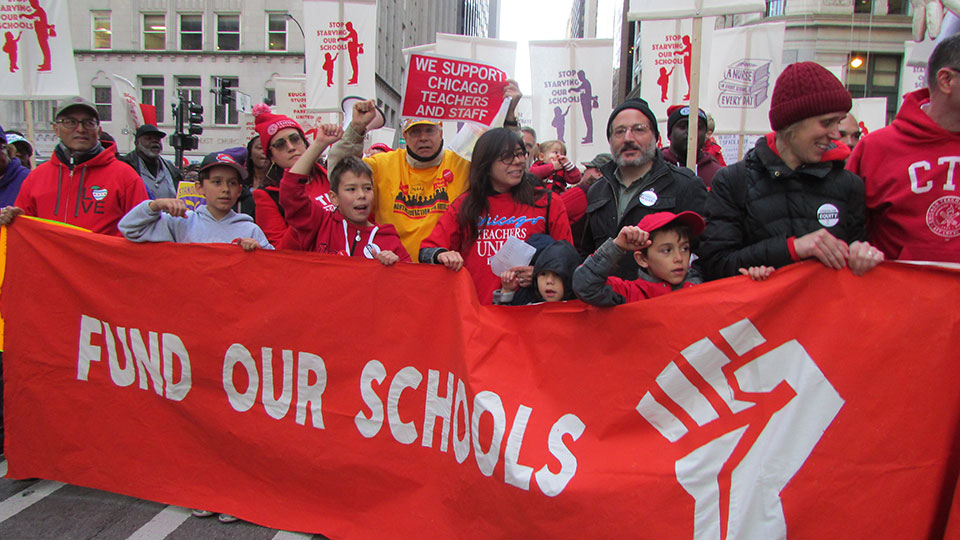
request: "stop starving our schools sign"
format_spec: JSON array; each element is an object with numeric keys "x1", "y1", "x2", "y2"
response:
[{"x1": 1, "y1": 218, "x2": 959, "y2": 539}]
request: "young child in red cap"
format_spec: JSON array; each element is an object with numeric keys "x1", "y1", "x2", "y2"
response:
[{"x1": 574, "y1": 211, "x2": 773, "y2": 306}]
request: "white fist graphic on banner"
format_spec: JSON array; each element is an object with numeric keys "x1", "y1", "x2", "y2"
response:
[{"x1": 637, "y1": 319, "x2": 844, "y2": 540}]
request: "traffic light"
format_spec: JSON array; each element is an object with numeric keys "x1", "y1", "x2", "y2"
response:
[{"x1": 187, "y1": 103, "x2": 203, "y2": 136}]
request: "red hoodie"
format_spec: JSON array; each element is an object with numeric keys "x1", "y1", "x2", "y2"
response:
[
  {"x1": 847, "y1": 89, "x2": 960, "y2": 263},
  {"x1": 279, "y1": 169, "x2": 409, "y2": 262},
  {"x1": 254, "y1": 164, "x2": 335, "y2": 248},
  {"x1": 422, "y1": 190, "x2": 573, "y2": 304},
  {"x1": 15, "y1": 142, "x2": 149, "y2": 236}
]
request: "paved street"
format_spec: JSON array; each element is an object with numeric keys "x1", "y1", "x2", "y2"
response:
[{"x1": 0, "y1": 459, "x2": 329, "y2": 540}]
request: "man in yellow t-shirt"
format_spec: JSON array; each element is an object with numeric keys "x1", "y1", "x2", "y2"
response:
[{"x1": 329, "y1": 100, "x2": 471, "y2": 260}]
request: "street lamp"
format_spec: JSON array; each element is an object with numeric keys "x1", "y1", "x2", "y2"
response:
[{"x1": 286, "y1": 14, "x2": 306, "y2": 74}]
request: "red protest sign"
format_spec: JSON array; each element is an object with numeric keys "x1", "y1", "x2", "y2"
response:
[{"x1": 401, "y1": 53, "x2": 508, "y2": 126}]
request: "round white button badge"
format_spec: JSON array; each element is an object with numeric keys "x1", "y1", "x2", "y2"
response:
[
  {"x1": 639, "y1": 190, "x2": 658, "y2": 207},
  {"x1": 817, "y1": 203, "x2": 839, "y2": 227}
]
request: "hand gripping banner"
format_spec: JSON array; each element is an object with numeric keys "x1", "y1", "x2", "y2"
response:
[{"x1": 1, "y1": 218, "x2": 959, "y2": 538}]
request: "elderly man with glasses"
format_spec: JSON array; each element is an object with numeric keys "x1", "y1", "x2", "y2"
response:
[
  {"x1": 579, "y1": 98, "x2": 707, "y2": 279},
  {"x1": 0, "y1": 96, "x2": 149, "y2": 236}
]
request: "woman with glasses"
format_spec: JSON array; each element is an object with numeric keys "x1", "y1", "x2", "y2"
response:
[
  {"x1": 250, "y1": 104, "x2": 336, "y2": 247},
  {"x1": 420, "y1": 128, "x2": 573, "y2": 304}
]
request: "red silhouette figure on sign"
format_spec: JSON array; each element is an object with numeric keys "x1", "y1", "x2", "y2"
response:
[
  {"x1": 657, "y1": 66, "x2": 674, "y2": 103},
  {"x1": 3, "y1": 31, "x2": 22, "y2": 73},
  {"x1": 337, "y1": 22, "x2": 363, "y2": 85},
  {"x1": 20, "y1": 0, "x2": 55, "y2": 72},
  {"x1": 675, "y1": 35, "x2": 692, "y2": 100},
  {"x1": 858, "y1": 120, "x2": 870, "y2": 137},
  {"x1": 323, "y1": 52, "x2": 339, "y2": 87}
]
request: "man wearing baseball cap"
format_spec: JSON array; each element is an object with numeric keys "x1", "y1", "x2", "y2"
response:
[
  {"x1": 580, "y1": 97, "x2": 707, "y2": 279},
  {"x1": 328, "y1": 101, "x2": 471, "y2": 260},
  {"x1": 119, "y1": 124, "x2": 183, "y2": 199},
  {"x1": 662, "y1": 105, "x2": 722, "y2": 187},
  {"x1": 0, "y1": 96, "x2": 148, "y2": 236}
]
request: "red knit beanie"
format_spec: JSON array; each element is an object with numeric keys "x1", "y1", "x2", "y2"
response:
[
  {"x1": 252, "y1": 103, "x2": 302, "y2": 150},
  {"x1": 768, "y1": 62, "x2": 852, "y2": 131}
]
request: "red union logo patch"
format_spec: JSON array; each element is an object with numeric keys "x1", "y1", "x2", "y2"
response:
[{"x1": 925, "y1": 196, "x2": 960, "y2": 238}]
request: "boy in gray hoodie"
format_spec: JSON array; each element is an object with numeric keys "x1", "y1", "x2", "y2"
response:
[{"x1": 119, "y1": 150, "x2": 272, "y2": 250}]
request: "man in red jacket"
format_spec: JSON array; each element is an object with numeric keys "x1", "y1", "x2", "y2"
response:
[
  {"x1": 847, "y1": 35, "x2": 960, "y2": 263},
  {"x1": 0, "y1": 96, "x2": 148, "y2": 235}
]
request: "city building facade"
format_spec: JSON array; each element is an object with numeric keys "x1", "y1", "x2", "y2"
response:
[{"x1": 2, "y1": 0, "x2": 493, "y2": 160}]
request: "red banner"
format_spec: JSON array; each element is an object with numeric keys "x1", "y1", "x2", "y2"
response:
[
  {"x1": 2, "y1": 218, "x2": 959, "y2": 539},
  {"x1": 400, "y1": 53, "x2": 508, "y2": 125}
]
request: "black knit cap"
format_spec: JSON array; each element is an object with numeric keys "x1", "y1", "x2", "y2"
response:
[{"x1": 607, "y1": 98, "x2": 659, "y2": 142}]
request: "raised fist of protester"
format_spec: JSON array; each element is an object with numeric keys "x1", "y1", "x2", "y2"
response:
[
  {"x1": 847, "y1": 241, "x2": 885, "y2": 276},
  {"x1": 614, "y1": 225, "x2": 652, "y2": 252},
  {"x1": 148, "y1": 198, "x2": 188, "y2": 217},
  {"x1": 377, "y1": 250, "x2": 400, "y2": 266},
  {"x1": 739, "y1": 266, "x2": 776, "y2": 281},
  {"x1": 315, "y1": 123, "x2": 344, "y2": 147},
  {"x1": 793, "y1": 228, "x2": 850, "y2": 270},
  {"x1": 350, "y1": 99, "x2": 379, "y2": 134},
  {"x1": 0, "y1": 206, "x2": 24, "y2": 226},
  {"x1": 437, "y1": 250, "x2": 464, "y2": 271},
  {"x1": 236, "y1": 238, "x2": 261, "y2": 252},
  {"x1": 504, "y1": 79, "x2": 522, "y2": 101},
  {"x1": 500, "y1": 269, "x2": 520, "y2": 293},
  {"x1": 911, "y1": 0, "x2": 960, "y2": 40}
]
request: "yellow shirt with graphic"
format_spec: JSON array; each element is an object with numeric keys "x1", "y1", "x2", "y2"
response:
[{"x1": 363, "y1": 149, "x2": 470, "y2": 261}]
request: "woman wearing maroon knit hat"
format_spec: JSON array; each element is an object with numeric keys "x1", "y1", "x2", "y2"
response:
[
  {"x1": 699, "y1": 61, "x2": 884, "y2": 280},
  {"x1": 250, "y1": 104, "x2": 336, "y2": 247}
]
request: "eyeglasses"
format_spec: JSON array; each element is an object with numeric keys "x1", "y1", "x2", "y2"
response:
[
  {"x1": 498, "y1": 149, "x2": 527, "y2": 164},
  {"x1": 56, "y1": 117, "x2": 99, "y2": 130},
  {"x1": 270, "y1": 132, "x2": 304, "y2": 151},
  {"x1": 611, "y1": 124, "x2": 652, "y2": 140}
]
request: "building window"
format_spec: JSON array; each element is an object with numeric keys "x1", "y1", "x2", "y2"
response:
[
  {"x1": 766, "y1": 0, "x2": 786, "y2": 16},
  {"x1": 264, "y1": 88, "x2": 276, "y2": 106},
  {"x1": 267, "y1": 13, "x2": 287, "y2": 51},
  {"x1": 93, "y1": 87, "x2": 112, "y2": 122},
  {"x1": 177, "y1": 77, "x2": 203, "y2": 109},
  {"x1": 140, "y1": 76, "x2": 165, "y2": 123},
  {"x1": 92, "y1": 12, "x2": 111, "y2": 49},
  {"x1": 143, "y1": 14, "x2": 166, "y2": 50},
  {"x1": 214, "y1": 77, "x2": 239, "y2": 125},
  {"x1": 180, "y1": 14, "x2": 202, "y2": 51},
  {"x1": 847, "y1": 53, "x2": 902, "y2": 123},
  {"x1": 217, "y1": 14, "x2": 240, "y2": 51},
  {"x1": 854, "y1": 0, "x2": 872, "y2": 13}
]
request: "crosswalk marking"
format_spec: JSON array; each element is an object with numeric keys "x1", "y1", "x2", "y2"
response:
[
  {"x1": 0, "y1": 459, "x2": 7, "y2": 478},
  {"x1": 125, "y1": 505, "x2": 192, "y2": 540},
  {"x1": 271, "y1": 531, "x2": 315, "y2": 540},
  {"x1": 0, "y1": 480, "x2": 65, "y2": 523}
]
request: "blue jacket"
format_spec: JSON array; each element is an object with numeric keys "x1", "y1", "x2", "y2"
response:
[{"x1": 0, "y1": 157, "x2": 29, "y2": 208}]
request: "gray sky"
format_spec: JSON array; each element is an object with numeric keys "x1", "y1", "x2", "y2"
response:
[{"x1": 499, "y1": 0, "x2": 618, "y2": 93}]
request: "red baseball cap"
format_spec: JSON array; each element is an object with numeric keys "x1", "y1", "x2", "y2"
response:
[{"x1": 637, "y1": 211, "x2": 705, "y2": 236}]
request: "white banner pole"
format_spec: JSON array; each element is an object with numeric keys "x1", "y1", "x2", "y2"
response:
[{"x1": 685, "y1": 16, "x2": 703, "y2": 172}]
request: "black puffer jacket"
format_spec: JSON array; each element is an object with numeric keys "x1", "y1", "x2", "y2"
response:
[
  {"x1": 581, "y1": 152, "x2": 707, "y2": 279},
  {"x1": 699, "y1": 135, "x2": 867, "y2": 280}
]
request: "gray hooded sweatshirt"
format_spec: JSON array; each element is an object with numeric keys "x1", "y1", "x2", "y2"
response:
[{"x1": 119, "y1": 201, "x2": 273, "y2": 249}]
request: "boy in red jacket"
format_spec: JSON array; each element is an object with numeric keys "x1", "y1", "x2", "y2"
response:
[
  {"x1": 279, "y1": 124, "x2": 409, "y2": 265},
  {"x1": 574, "y1": 211, "x2": 776, "y2": 306}
]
